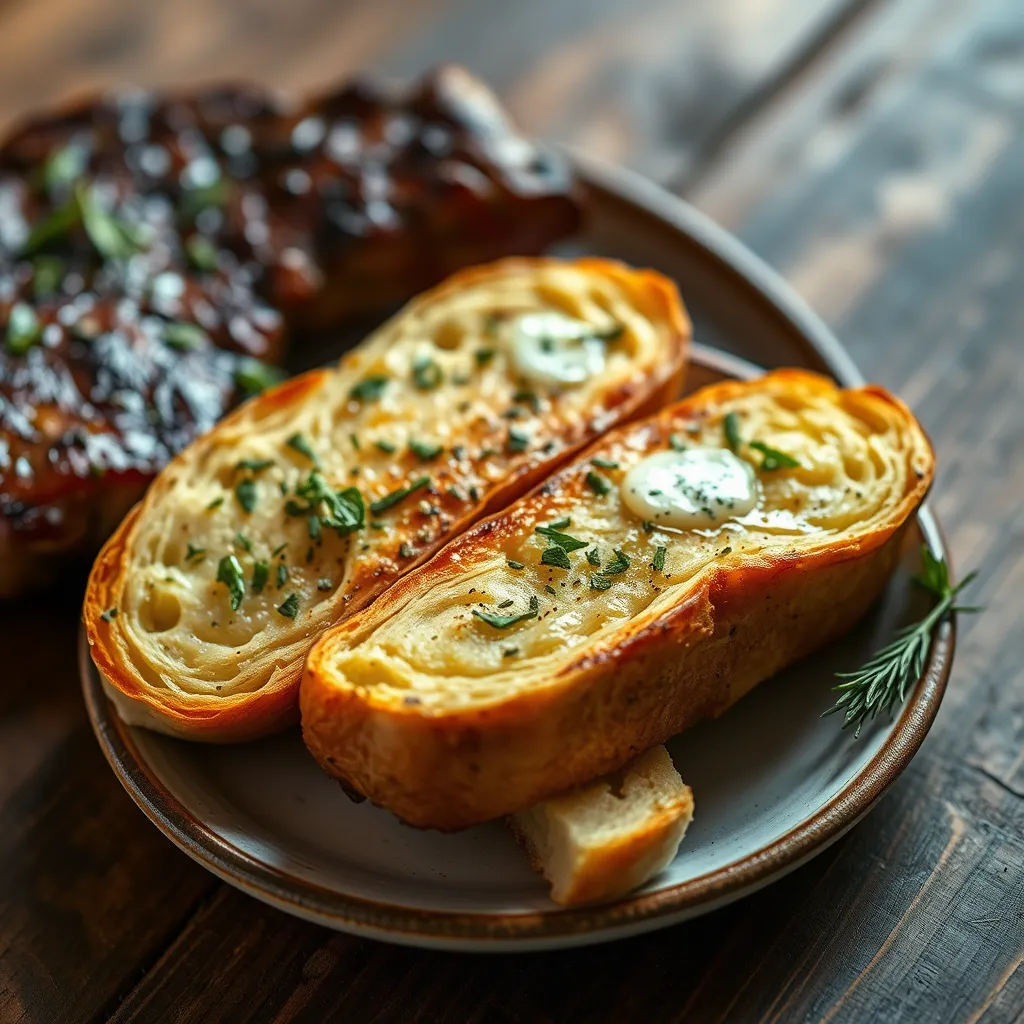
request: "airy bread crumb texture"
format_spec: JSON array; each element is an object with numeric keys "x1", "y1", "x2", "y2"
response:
[{"x1": 509, "y1": 745, "x2": 693, "y2": 905}]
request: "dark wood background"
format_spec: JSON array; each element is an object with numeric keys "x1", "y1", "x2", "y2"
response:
[{"x1": 2, "y1": 0, "x2": 1022, "y2": 1021}]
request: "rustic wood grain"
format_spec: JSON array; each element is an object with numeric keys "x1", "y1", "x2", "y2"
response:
[{"x1": 2, "y1": 0, "x2": 1023, "y2": 1021}]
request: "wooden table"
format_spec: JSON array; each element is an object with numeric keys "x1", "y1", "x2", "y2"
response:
[{"x1": 2, "y1": 0, "x2": 1022, "y2": 1020}]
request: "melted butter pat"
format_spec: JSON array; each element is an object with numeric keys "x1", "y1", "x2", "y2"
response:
[
  {"x1": 622, "y1": 448, "x2": 757, "y2": 529},
  {"x1": 509, "y1": 312, "x2": 608, "y2": 386}
]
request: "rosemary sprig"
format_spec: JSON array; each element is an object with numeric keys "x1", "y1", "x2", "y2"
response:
[{"x1": 824, "y1": 547, "x2": 979, "y2": 737}]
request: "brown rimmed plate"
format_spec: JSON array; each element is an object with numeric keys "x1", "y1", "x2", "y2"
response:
[{"x1": 79, "y1": 157, "x2": 955, "y2": 951}]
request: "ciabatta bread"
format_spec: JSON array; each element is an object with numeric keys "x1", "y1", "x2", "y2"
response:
[
  {"x1": 84, "y1": 258, "x2": 690, "y2": 741},
  {"x1": 301, "y1": 370, "x2": 934, "y2": 828},
  {"x1": 509, "y1": 744, "x2": 693, "y2": 905}
]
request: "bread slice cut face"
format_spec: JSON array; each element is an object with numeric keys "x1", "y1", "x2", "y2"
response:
[
  {"x1": 301, "y1": 370, "x2": 934, "y2": 829},
  {"x1": 509, "y1": 744, "x2": 693, "y2": 906},
  {"x1": 84, "y1": 258, "x2": 690, "y2": 741}
]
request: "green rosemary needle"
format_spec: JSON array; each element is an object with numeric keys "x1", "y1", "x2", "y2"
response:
[{"x1": 823, "y1": 547, "x2": 979, "y2": 737}]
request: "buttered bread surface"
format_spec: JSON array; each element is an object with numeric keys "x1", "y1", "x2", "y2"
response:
[{"x1": 84, "y1": 258, "x2": 690, "y2": 740}]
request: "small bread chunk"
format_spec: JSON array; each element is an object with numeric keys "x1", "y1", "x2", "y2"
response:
[{"x1": 508, "y1": 745, "x2": 693, "y2": 906}]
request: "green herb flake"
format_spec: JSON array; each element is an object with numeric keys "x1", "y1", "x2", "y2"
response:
[
  {"x1": 42, "y1": 144, "x2": 85, "y2": 191},
  {"x1": 375, "y1": 439, "x2": 397, "y2": 454},
  {"x1": 541, "y1": 546, "x2": 572, "y2": 570},
  {"x1": 503, "y1": 646, "x2": 519, "y2": 658},
  {"x1": 507, "y1": 560, "x2": 525, "y2": 570},
  {"x1": 6, "y1": 303, "x2": 41, "y2": 355},
  {"x1": 412, "y1": 355, "x2": 443, "y2": 390},
  {"x1": 370, "y1": 475, "x2": 432, "y2": 514},
  {"x1": 308, "y1": 514, "x2": 322, "y2": 542},
  {"x1": 653, "y1": 546, "x2": 667, "y2": 572},
  {"x1": 206, "y1": 496, "x2": 224, "y2": 510},
  {"x1": 349, "y1": 375, "x2": 389, "y2": 402},
  {"x1": 277, "y1": 593, "x2": 300, "y2": 618},
  {"x1": 76, "y1": 183, "x2": 145, "y2": 260},
  {"x1": 585, "y1": 470, "x2": 612, "y2": 496},
  {"x1": 235, "y1": 477, "x2": 258, "y2": 513},
  {"x1": 592, "y1": 457, "x2": 619, "y2": 469},
  {"x1": 33, "y1": 255, "x2": 64, "y2": 297},
  {"x1": 475, "y1": 348, "x2": 496, "y2": 366},
  {"x1": 236, "y1": 458, "x2": 274, "y2": 474},
  {"x1": 507, "y1": 427, "x2": 530, "y2": 453},
  {"x1": 590, "y1": 549, "x2": 630, "y2": 591},
  {"x1": 185, "y1": 542, "x2": 206, "y2": 562},
  {"x1": 216, "y1": 554, "x2": 245, "y2": 610},
  {"x1": 586, "y1": 547, "x2": 601, "y2": 567},
  {"x1": 513, "y1": 390, "x2": 541, "y2": 413},
  {"x1": 234, "y1": 532, "x2": 253, "y2": 552},
  {"x1": 535, "y1": 524, "x2": 588, "y2": 552},
  {"x1": 723, "y1": 412, "x2": 742, "y2": 453},
  {"x1": 276, "y1": 563, "x2": 289, "y2": 588},
  {"x1": 749, "y1": 441, "x2": 800, "y2": 471},
  {"x1": 271, "y1": 543, "x2": 287, "y2": 558},
  {"x1": 234, "y1": 358, "x2": 285, "y2": 396},
  {"x1": 251, "y1": 561, "x2": 269, "y2": 593},
  {"x1": 473, "y1": 595, "x2": 539, "y2": 630},
  {"x1": 409, "y1": 439, "x2": 443, "y2": 461},
  {"x1": 164, "y1": 321, "x2": 208, "y2": 352},
  {"x1": 544, "y1": 585, "x2": 557, "y2": 596},
  {"x1": 286, "y1": 433, "x2": 318, "y2": 464},
  {"x1": 100, "y1": 607, "x2": 118, "y2": 623}
]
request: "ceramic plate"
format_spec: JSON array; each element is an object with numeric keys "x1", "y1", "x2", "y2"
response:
[{"x1": 80, "y1": 157, "x2": 955, "y2": 951}]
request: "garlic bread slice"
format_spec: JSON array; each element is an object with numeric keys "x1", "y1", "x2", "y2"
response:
[
  {"x1": 84, "y1": 258, "x2": 690, "y2": 740},
  {"x1": 301, "y1": 370, "x2": 934, "y2": 829}
]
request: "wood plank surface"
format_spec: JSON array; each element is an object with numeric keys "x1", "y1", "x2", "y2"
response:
[{"x1": 2, "y1": 0, "x2": 1023, "y2": 1021}]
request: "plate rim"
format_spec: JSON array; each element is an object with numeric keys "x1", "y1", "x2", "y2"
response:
[{"x1": 79, "y1": 161, "x2": 956, "y2": 951}]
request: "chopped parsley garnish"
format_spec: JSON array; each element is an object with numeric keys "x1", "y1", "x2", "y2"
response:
[
  {"x1": 277, "y1": 593, "x2": 300, "y2": 618},
  {"x1": 286, "y1": 433, "x2": 318, "y2": 464},
  {"x1": 271, "y1": 542, "x2": 287, "y2": 558},
  {"x1": 235, "y1": 478, "x2": 258, "y2": 513},
  {"x1": 234, "y1": 358, "x2": 284, "y2": 396},
  {"x1": 586, "y1": 547, "x2": 601, "y2": 567},
  {"x1": 592, "y1": 457, "x2": 619, "y2": 469},
  {"x1": 749, "y1": 441, "x2": 800, "y2": 471},
  {"x1": 447, "y1": 485, "x2": 464, "y2": 500},
  {"x1": 317, "y1": 577, "x2": 333, "y2": 591},
  {"x1": 217, "y1": 554, "x2": 245, "y2": 610},
  {"x1": 164, "y1": 322, "x2": 209, "y2": 351},
  {"x1": 544, "y1": 585, "x2": 557, "y2": 596},
  {"x1": 473, "y1": 595, "x2": 539, "y2": 629},
  {"x1": 498, "y1": 599, "x2": 514, "y2": 609},
  {"x1": 535, "y1": 523, "x2": 588, "y2": 552},
  {"x1": 475, "y1": 348, "x2": 496, "y2": 366},
  {"x1": 251, "y1": 561, "x2": 269, "y2": 593},
  {"x1": 503, "y1": 646, "x2": 519, "y2": 658},
  {"x1": 375, "y1": 439, "x2": 397, "y2": 454},
  {"x1": 76, "y1": 183, "x2": 146, "y2": 259},
  {"x1": 42, "y1": 144, "x2": 85, "y2": 190},
  {"x1": 585, "y1": 471, "x2": 612, "y2": 496},
  {"x1": 590, "y1": 549, "x2": 630, "y2": 591},
  {"x1": 185, "y1": 542, "x2": 206, "y2": 562},
  {"x1": 669, "y1": 433, "x2": 687, "y2": 452},
  {"x1": 308, "y1": 514, "x2": 322, "y2": 541},
  {"x1": 236, "y1": 458, "x2": 274, "y2": 473},
  {"x1": 100, "y1": 607, "x2": 118, "y2": 623},
  {"x1": 720, "y1": 546, "x2": 733, "y2": 556},
  {"x1": 6, "y1": 303, "x2": 41, "y2": 355},
  {"x1": 206, "y1": 496, "x2": 224, "y2": 510},
  {"x1": 409, "y1": 439, "x2": 443, "y2": 461},
  {"x1": 723, "y1": 412, "x2": 742, "y2": 453},
  {"x1": 370, "y1": 475, "x2": 431, "y2": 514},
  {"x1": 276, "y1": 563, "x2": 289, "y2": 587},
  {"x1": 350, "y1": 433, "x2": 360, "y2": 451},
  {"x1": 234, "y1": 532, "x2": 253, "y2": 552},
  {"x1": 286, "y1": 472, "x2": 365, "y2": 534},
  {"x1": 592, "y1": 323, "x2": 624, "y2": 342},
  {"x1": 507, "y1": 427, "x2": 530, "y2": 453},
  {"x1": 412, "y1": 355, "x2": 443, "y2": 390},
  {"x1": 653, "y1": 546, "x2": 667, "y2": 572},
  {"x1": 541, "y1": 546, "x2": 572, "y2": 570},
  {"x1": 349, "y1": 375, "x2": 388, "y2": 402}
]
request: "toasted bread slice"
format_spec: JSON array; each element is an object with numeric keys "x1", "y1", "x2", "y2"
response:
[
  {"x1": 301, "y1": 370, "x2": 934, "y2": 829},
  {"x1": 84, "y1": 258, "x2": 690, "y2": 741},
  {"x1": 509, "y1": 744, "x2": 693, "y2": 905}
]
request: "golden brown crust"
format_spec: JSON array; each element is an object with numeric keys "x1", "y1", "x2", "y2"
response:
[
  {"x1": 84, "y1": 257, "x2": 690, "y2": 741},
  {"x1": 301, "y1": 370, "x2": 934, "y2": 828}
]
